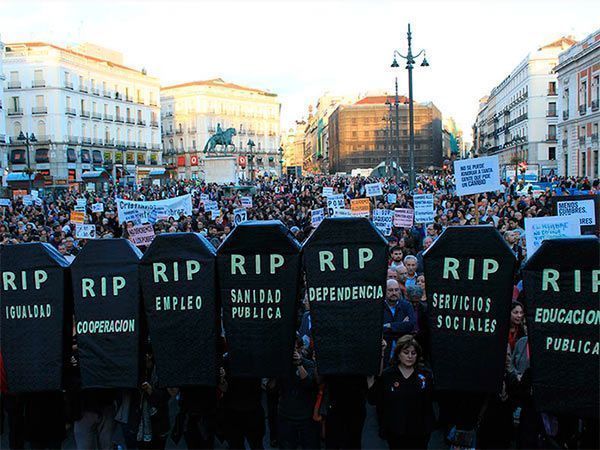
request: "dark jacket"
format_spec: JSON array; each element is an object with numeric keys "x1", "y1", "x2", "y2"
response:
[{"x1": 383, "y1": 299, "x2": 416, "y2": 342}]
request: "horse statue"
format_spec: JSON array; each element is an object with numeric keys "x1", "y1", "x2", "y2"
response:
[{"x1": 203, "y1": 127, "x2": 237, "y2": 153}]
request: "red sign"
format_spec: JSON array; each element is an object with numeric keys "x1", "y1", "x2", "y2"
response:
[
  {"x1": 190, "y1": 155, "x2": 199, "y2": 166},
  {"x1": 238, "y1": 155, "x2": 247, "y2": 169},
  {"x1": 177, "y1": 156, "x2": 186, "y2": 167}
]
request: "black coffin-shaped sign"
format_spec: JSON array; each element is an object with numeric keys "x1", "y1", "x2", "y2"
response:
[
  {"x1": 217, "y1": 220, "x2": 301, "y2": 377},
  {"x1": 0, "y1": 243, "x2": 70, "y2": 393},
  {"x1": 70, "y1": 239, "x2": 142, "y2": 388},
  {"x1": 423, "y1": 226, "x2": 516, "y2": 393},
  {"x1": 302, "y1": 218, "x2": 387, "y2": 375},
  {"x1": 140, "y1": 233, "x2": 217, "y2": 387},
  {"x1": 523, "y1": 238, "x2": 599, "y2": 418}
]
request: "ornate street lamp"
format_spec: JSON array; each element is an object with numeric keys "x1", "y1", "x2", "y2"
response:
[
  {"x1": 247, "y1": 139, "x2": 256, "y2": 181},
  {"x1": 17, "y1": 131, "x2": 37, "y2": 192}
]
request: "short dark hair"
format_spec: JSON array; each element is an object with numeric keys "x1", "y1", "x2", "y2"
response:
[
  {"x1": 390, "y1": 245, "x2": 403, "y2": 254},
  {"x1": 392, "y1": 335, "x2": 422, "y2": 365}
]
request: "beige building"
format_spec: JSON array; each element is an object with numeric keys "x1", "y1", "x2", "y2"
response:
[
  {"x1": 280, "y1": 120, "x2": 305, "y2": 171},
  {"x1": 160, "y1": 78, "x2": 281, "y2": 180},
  {"x1": 2, "y1": 41, "x2": 162, "y2": 187}
]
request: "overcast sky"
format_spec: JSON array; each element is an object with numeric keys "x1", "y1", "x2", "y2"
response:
[{"x1": 1, "y1": 0, "x2": 599, "y2": 141}]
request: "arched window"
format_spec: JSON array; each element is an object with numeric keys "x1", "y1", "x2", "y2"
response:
[
  {"x1": 81, "y1": 122, "x2": 87, "y2": 138},
  {"x1": 13, "y1": 122, "x2": 22, "y2": 137},
  {"x1": 67, "y1": 121, "x2": 72, "y2": 137},
  {"x1": 93, "y1": 125, "x2": 99, "y2": 140},
  {"x1": 37, "y1": 120, "x2": 46, "y2": 138}
]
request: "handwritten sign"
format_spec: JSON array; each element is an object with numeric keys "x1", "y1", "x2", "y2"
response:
[
  {"x1": 92, "y1": 203, "x2": 104, "y2": 213},
  {"x1": 413, "y1": 194, "x2": 434, "y2": 224},
  {"x1": 322, "y1": 187, "x2": 334, "y2": 197},
  {"x1": 387, "y1": 193, "x2": 397, "y2": 204},
  {"x1": 351, "y1": 198, "x2": 371, "y2": 218},
  {"x1": 128, "y1": 224, "x2": 156, "y2": 247},
  {"x1": 524, "y1": 216, "x2": 580, "y2": 257},
  {"x1": 70, "y1": 211, "x2": 86, "y2": 224},
  {"x1": 233, "y1": 208, "x2": 248, "y2": 226},
  {"x1": 372, "y1": 209, "x2": 394, "y2": 236},
  {"x1": 327, "y1": 194, "x2": 345, "y2": 216},
  {"x1": 311, "y1": 208, "x2": 325, "y2": 228},
  {"x1": 393, "y1": 208, "x2": 414, "y2": 228},
  {"x1": 241, "y1": 196, "x2": 253, "y2": 209},
  {"x1": 75, "y1": 223, "x2": 96, "y2": 239},
  {"x1": 365, "y1": 183, "x2": 383, "y2": 197}
]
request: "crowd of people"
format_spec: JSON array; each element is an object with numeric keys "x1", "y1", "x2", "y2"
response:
[{"x1": 0, "y1": 173, "x2": 598, "y2": 450}]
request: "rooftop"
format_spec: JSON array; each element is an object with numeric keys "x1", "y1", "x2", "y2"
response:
[
  {"x1": 355, "y1": 95, "x2": 410, "y2": 105},
  {"x1": 161, "y1": 78, "x2": 276, "y2": 96}
]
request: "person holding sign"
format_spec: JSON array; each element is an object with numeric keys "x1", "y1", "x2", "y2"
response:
[{"x1": 368, "y1": 335, "x2": 434, "y2": 450}]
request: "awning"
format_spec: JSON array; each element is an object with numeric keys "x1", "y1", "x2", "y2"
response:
[
  {"x1": 149, "y1": 168, "x2": 166, "y2": 176},
  {"x1": 81, "y1": 169, "x2": 110, "y2": 180},
  {"x1": 6, "y1": 172, "x2": 35, "y2": 181}
]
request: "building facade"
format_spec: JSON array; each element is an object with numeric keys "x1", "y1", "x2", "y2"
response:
[
  {"x1": 328, "y1": 95, "x2": 442, "y2": 174},
  {"x1": 2, "y1": 42, "x2": 162, "y2": 187},
  {"x1": 555, "y1": 29, "x2": 600, "y2": 178},
  {"x1": 0, "y1": 35, "x2": 6, "y2": 178},
  {"x1": 472, "y1": 37, "x2": 576, "y2": 178},
  {"x1": 280, "y1": 120, "x2": 305, "y2": 170},
  {"x1": 160, "y1": 79, "x2": 281, "y2": 180}
]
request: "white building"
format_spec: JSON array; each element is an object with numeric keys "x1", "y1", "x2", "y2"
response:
[
  {"x1": 160, "y1": 78, "x2": 281, "y2": 180},
  {"x1": 472, "y1": 37, "x2": 576, "y2": 178},
  {"x1": 2, "y1": 42, "x2": 162, "y2": 187},
  {"x1": 555, "y1": 29, "x2": 600, "y2": 178},
  {"x1": 0, "y1": 35, "x2": 7, "y2": 181}
]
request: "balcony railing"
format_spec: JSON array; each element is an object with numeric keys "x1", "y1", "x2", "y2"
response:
[
  {"x1": 149, "y1": 100, "x2": 157, "y2": 106},
  {"x1": 105, "y1": 138, "x2": 115, "y2": 146},
  {"x1": 104, "y1": 113, "x2": 114, "y2": 121},
  {"x1": 164, "y1": 130, "x2": 174, "y2": 136},
  {"x1": 126, "y1": 117, "x2": 135, "y2": 124},
  {"x1": 127, "y1": 141, "x2": 137, "y2": 148},
  {"x1": 592, "y1": 100, "x2": 599, "y2": 111},
  {"x1": 103, "y1": 90, "x2": 112, "y2": 98},
  {"x1": 126, "y1": 95, "x2": 133, "y2": 102},
  {"x1": 546, "y1": 110, "x2": 557, "y2": 117},
  {"x1": 79, "y1": 86, "x2": 88, "y2": 93},
  {"x1": 151, "y1": 144, "x2": 161, "y2": 150},
  {"x1": 151, "y1": 121, "x2": 159, "y2": 128},
  {"x1": 82, "y1": 137, "x2": 92, "y2": 145},
  {"x1": 137, "y1": 98, "x2": 145, "y2": 105},
  {"x1": 32, "y1": 106, "x2": 48, "y2": 115},
  {"x1": 92, "y1": 112, "x2": 102, "y2": 120},
  {"x1": 563, "y1": 110, "x2": 569, "y2": 120},
  {"x1": 7, "y1": 108, "x2": 23, "y2": 116},
  {"x1": 116, "y1": 140, "x2": 126, "y2": 147},
  {"x1": 80, "y1": 110, "x2": 90, "y2": 118},
  {"x1": 137, "y1": 119, "x2": 146, "y2": 126},
  {"x1": 164, "y1": 111, "x2": 173, "y2": 117},
  {"x1": 546, "y1": 134, "x2": 557, "y2": 142},
  {"x1": 64, "y1": 107, "x2": 76, "y2": 116},
  {"x1": 92, "y1": 88, "x2": 100, "y2": 96},
  {"x1": 115, "y1": 115, "x2": 124, "y2": 123},
  {"x1": 176, "y1": 129, "x2": 184, "y2": 135},
  {"x1": 32, "y1": 80, "x2": 46, "y2": 88},
  {"x1": 547, "y1": 90, "x2": 557, "y2": 96},
  {"x1": 114, "y1": 92, "x2": 122, "y2": 100},
  {"x1": 64, "y1": 81, "x2": 73, "y2": 90},
  {"x1": 67, "y1": 136, "x2": 79, "y2": 145},
  {"x1": 35, "y1": 135, "x2": 51, "y2": 143},
  {"x1": 579, "y1": 136, "x2": 586, "y2": 145},
  {"x1": 592, "y1": 134, "x2": 599, "y2": 143},
  {"x1": 579, "y1": 104, "x2": 587, "y2": 115},
  {"x1": 7, "y1": 81, "x2": 21, "y2": 89}
]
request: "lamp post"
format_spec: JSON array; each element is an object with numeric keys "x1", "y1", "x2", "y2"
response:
[
  {"x1": 119, "y1": 145, "x2": 127, "y2": 188},
  {"x1": 391, "y1": 23, "x2": 429, "y2": 190},
  {"x1": 17, "y1": 131, "x2": 37, "y2": 193},
  {"x1": 384, "y1": 98, "x2": 393, "y2": 177},
  {"x1": 247, "y1": 139, "x2": 255, "y2": 181},
  {"x1": 278, "y1": 146, "x2": 284, "y2": 177}
]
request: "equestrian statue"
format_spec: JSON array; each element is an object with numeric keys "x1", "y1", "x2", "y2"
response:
[{"x1": 203, "y1": 124, "x2": 237, "y2": 153}]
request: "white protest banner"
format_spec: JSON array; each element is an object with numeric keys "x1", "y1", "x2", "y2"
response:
[
  {"x1": 525, "y1": 216, "x2": 580, "y2": 257},
  {"x1": 311, "y1": 208, "x2": 325, "y2": 228},
  {"x1": 413, "y1": 194, "x2": 435, "y2": 224},
  {"x1": 233, "y1": 208, "x2": 248, "y2": 226},
  {"x1": 200, "y1": 193, "x2": 210, "y2": 204},
  {"x1": 74, "y1": 205, "x2": 86, "y2": 213},
  {"x1": 332, "y1": 208, "x2": 353, "y2": 217},
  {"x1": 75, "y1": 223, "x2": 96, "y2": 239},
  {"x1": 0, "y1": 198, "x2": 12, "y2": 207},
  {"x1": 555, "y1": 198, "x2": 596, "y2": 227},
  {"x1": 327, "y1": 194, "x2": 345, "y2": 216},
  {"x1": 116, "y1": 194, "x2": 192, "y2": 223},
  {"x1": 204, "y1": 200, "x2": 220, "y2": 218},
  {"x1": 121, "y1": 209, "x2": 142, "y2": 225},
  {"x1": 454, "y1": 155, "x2": 501, "y2": 196},
  {"x1": 76, "y1": 198, "x2": 87, "y2": 208},
  {"x1": 393, "y1": 208, "x2": 414, "y2": 228},
  {"x1": 92, "y1": 203, "x2": 104, "y2": 213},
  {"x1": 387, "y1": 193, "x2": 397, "y2": 204},
  {"x1": 22, "y1": 195, "x2": 33, "y2": 206},
  {"x1": 241, "y1": 196, "x2": 253, "y2": 209},
  {"x1": 365, "y1": 182, "x2": 383, "y2": 197},
  {"x1": 322, "y1": 187, "x2": 334, "y2": 197},
  {"x1": 372, "y1": 209, "x2": 394, "y2": 236},
  {"x1": 128, "y1": 224, "x2": 156, "y2": 247}
]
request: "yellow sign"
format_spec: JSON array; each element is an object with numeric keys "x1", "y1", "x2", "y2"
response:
[
  {"x1": 351, "y1": 198, "x2": 371, "y2": 218},
  {"x1": 70, "y1": 211, "x2": 86, "y2": 223}
]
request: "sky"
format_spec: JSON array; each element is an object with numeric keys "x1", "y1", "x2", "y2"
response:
[{"x1": 1, "y1": 0, "x2": 599, "y2": 142}]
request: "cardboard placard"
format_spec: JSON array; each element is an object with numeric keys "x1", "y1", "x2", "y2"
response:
[
  {"x1": 327, "y1": 194, "x2": 345, "y2": 216},
  {"x1": 552, "y1": 194, "x2": 600, "y2": 236},
  {"x1": 372, "y1": 209, "x2": 394, "y2": 236},
  {"x1": 393, "y1": 208, "x2": 414, "y2": 228},
  {"x1": 75, "y1": 223, "x2": 97, "y2": 239},
  {"x1": 70, "y1": 239, "x2": 143, "y2": 388},
  {"x1": 413, "y1": 194, "x2": 434, "y2": 224},
  {"x1": 365, "y1": 183, "x2": 383, "y2": 197},
  {"x1": 311, "y1": 208, "x2": 325, "y2": 228},
  {"x1": 351, "y1": 198, "x2": 371, "y2": 218},
  {"x1": 129, "y1": 224, "x2": 156, "y2": 247},
  {"x1": 302, "y1": 217, "x2": 387, "y2": 375},
  {"x1": 0, "y1": 243, "x2": 70, "y2": 392},
  {"x1": 217, "y1": 221, "x2": 301, "y2": 377},
  {"x1": 140, "y1": 233, "x2": 218, "y2": 387},
  {"x1": 423, "y1": 226, "x2": 516, "y2": 392},
  {"x1": 454, "y1": 155, "x2": 501, "y2": 196},
  {"x1": 70, "y1": 211, "x2": 86, "y2": 223}
]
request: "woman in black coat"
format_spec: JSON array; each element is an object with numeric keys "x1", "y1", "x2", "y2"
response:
[{"x1": 368, "y1": 335, "x2": 434, "y2": 450}]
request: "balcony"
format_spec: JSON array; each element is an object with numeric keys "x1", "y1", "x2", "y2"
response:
[
  {"x1": 152, "y1": 144, "x2": 161, "y2": 150},
  {"x1": 92, "y1": 111, "x2": 102, "y2": 120},
  {"x1": 82, "y1": 137, "x2": 92, "y2": 145},
  {"x1": 149, "y1": 100, "x2": 157, "y2": 107},
  {"x1": 116, "y1": 140, "x2": 126, "y2": 147},
  {"x1": 80, "y1": 110, "x2": 90, "y2": 118},
  {"x1": 64, "y1": 107, "x2": 76, "y2": 116},
  {"x1": 114, "y1": 92, "x2": 122, "y2": 100},
  {"x1": 115, "y1": 115, "x2": 124, "y2": 123},
  {"x1": 105, "y1": 138, "x2": 115, "y2": 146},
  {"x1": 64, "y1": 81, "x2": 73, "y2": 90},
  {"x1": 126, "y1": 117, "x2": 135, "y2": 124},
  {"x1": 546, "y1": 134, "x2": 557, "y2": 142},
  {"x1": 176, "y1": 129, "x2": 184, "y2": 135},
  {"x1": 563, "y1": 110, "x2": 569, "y2": 120},
  {"x1": 164, "y1": 130, "x2": 174, "y2": 136},
  {"x1": 125, "y1": 95, "x2": 133, "y2": 103},
  {"x1": 32, "y1": 80, "x2": 46, "y2": 88},
  {"x1": 137, "y1": 119, "x2": 146, "y2": 126},
  {"x1": 67, "y1": 136, "x2": 79, "y2": 145},
  {"x1": 592, "y1": 100, "x2": 599, "y2": 111},
  {"x1": 103, "y1": 90, "x2": 112, "y2": 98},
  {"x1": 7, "y1": 108, "x2": 23, "y2": 116},
  {"x1": 579, "y1": 136, "x2": 586, "y2": 146},
  {"x1": 32, "y1": 106, "x2": 48, "y2": 115},
  {"x1": 547, "y1": 90, "x2": 557, "y2": 96},
  {"x1": 92, "y1": 88, "x2": 100, "y2": 96},
  {"x1": 7, "y1": 81, "x2": 21, "y2": 89},
  {"x1": 36, "y1": 135, "x2": 51, "y2": 143},
  {"x1": 79, "y1": 86, "x2": 88, "y2": 93},
  {"x1": 164, "y1": 111, "x2": 173, "y2": 118},
  {"x1": 151, "y1": 120, "x2": 159, "y2": 128},
  {"x1": 579, "y1": 104, "x2": 587, "y2": 115},
  {"x1": 546, "y1": 110, "x2": 557, "y2": 117},
  {"x1": 592, "y1": 134, "x2": 599, "y2": 144},
  {"x1": 104, "y1": 113, "x2": 114, "y2": 121}
]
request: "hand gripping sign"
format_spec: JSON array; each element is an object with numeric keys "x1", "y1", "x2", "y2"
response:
[
  {"x1": 217, "y1": 220, "x2": 302, "y2": 377},
  {"x1": 302, "y1": 217, "x2": 387, "y2": 375},
  {"x1": 70, "y1": 239, "x2": 142, "y2": 388},
  {"x1": 140, "y1": 233, "x2": 218, "y2": 387},
  {"x1": 0, "y1": 243, "x2": 70, "y2": 392}
]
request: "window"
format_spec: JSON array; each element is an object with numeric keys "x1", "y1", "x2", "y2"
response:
[
  {"x1": 37, "y1": 120, "x2": 46, "y2": 137},
  {"x1": 67, "y1": 148, "x2": 77, "y2": 162},
  {"x1": 35, "y1": 148, "x2": 49, "y2": 163},
  {"x1": 548, "y1": 125, "x2": 557, "y2": 140},
  {"x1": 581, "y1": 80, "x2": 588, "y2": 107},
  {"x1": 548, "y1": 102, "x2": 556, "y2": 116},
  {"x1": 66, "y1": 96, "x2": 72, "y2": 108},
  {"x1": 92, "y1": 150, "x2": 103, "y2": 164},
  {"x1": 10, "y1": 71, "x2": 19, "y2": 82},
  {"x1": 10, "y1": 149, "x2": 25, "y2": 163},
  {"x1": 81, "y1": 149, "x2": 91, "y2": 163},
  {"x1": 548, "y1": 147, "x2": 556, "y2": 161},
  {"x1": 594, "y1": 76, "x2": 599, "y2": 105},
  {"x1": 548, "y1": 81, "x2": 556, "y2": 95},
  {"x1": 11, "y1": 96, "x2": 20, "y2": 110},
  {"x1": 35, "y1": 95, "x2": 44, "y2": 107}
]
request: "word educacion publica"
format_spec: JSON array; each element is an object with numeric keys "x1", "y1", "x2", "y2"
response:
[{"x1": 431, "y1": 257, "x2": 500, "y2": 333}]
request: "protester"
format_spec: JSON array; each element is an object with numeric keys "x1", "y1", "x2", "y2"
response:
[{"x1": 383, "y1": 279, "x2": 416, "y2": 362}]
